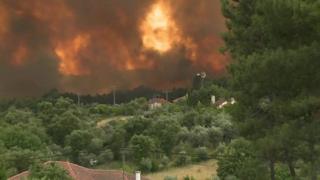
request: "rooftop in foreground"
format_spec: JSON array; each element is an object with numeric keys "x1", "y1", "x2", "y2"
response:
[{"x1": 9, "y1": 161, "x2": 149, "y2": 180}]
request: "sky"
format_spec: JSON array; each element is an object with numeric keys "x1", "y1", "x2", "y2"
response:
[{"x1": 0, "y1": 0, "x2": 227, "y2": 97}]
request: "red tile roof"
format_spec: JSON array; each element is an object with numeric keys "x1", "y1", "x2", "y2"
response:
[{"x1": 9, "y1": 161, "x2": 149, "y2": 180}]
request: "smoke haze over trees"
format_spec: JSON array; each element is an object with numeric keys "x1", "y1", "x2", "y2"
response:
[{"x1": 0, "y1": 0, "x2": 227, "y2": 97}]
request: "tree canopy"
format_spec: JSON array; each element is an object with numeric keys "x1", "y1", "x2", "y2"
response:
[{"x1": 221, "y1": 0, "x2": 320, "y2": 179}]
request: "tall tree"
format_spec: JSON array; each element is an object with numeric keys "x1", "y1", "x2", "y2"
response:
[{"x1": 221, "y1": 0, "x2": 320, "y2": 179}]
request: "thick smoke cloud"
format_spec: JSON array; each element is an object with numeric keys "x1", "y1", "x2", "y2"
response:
[{"x1": 0, "y1": 0, "x2": 227, "y2": 97}]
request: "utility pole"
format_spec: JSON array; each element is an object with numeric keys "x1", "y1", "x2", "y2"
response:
[
  {"x1": 120, "y1": 148, "x2": 126, "y2": 180},
  {"x1": 122, "y1": 153, "x2": 125, "y2": 180},
  {"x1": 122, "y1": 151, "x2": 126, "y2": 168},
  {"x1": 165, "y1": 90, "x2": 169, "y2": 101},
  {"x1": 77, "y1": 94, "x2": 80, "y2": 106},
  {"x1": 113, "y1": 86, "x2": 116, "y2": 105}
]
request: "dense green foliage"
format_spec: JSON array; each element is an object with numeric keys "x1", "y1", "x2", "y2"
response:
[
  {"x1": 2, "y1": 1, "x2": 319, "y2": 179},
  {"x1": 28, "y1": 162, "x2": 72, "y2": 180},
  {"x1": 216, "y1": 138, "x2": 268, "y2": 180},
  {"x1": 0, "y1": 84, "x2": 233, "y2": 177},
  {"x1": 219, "y1": 0, "x2": 320, "y2": 179}
]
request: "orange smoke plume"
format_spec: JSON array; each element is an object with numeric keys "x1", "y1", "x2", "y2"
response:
[
  {"x1": 55, "y1": 34, "x2": 91, "y2": 75},
  {"x1": 140, "y1": 0, "x2": 181, "y2": 53},
  {"x1": 0, "y1": 0, "x2": 227, "y2": 97}
]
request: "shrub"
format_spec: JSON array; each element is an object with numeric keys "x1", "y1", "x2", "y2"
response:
[
  {"x1": 158, "y1": 155, "x2": 170, "y2": 170},
  {"x1": 164, "y1": 176, "x2": 177, "y2": 180},
  {"x1": 188, "y1": 126, "x2": 209, "y2": 147},
  {"x1": 29, "y1": 162, "x2": 72, "y2": 180},
  {"x1": 0, "y1": 167, "x2": 7, "y2": 180},
  {"x1": 183, "y1": 175, "x2": 196, "y2": 180},
  {"x1": 175, "y1": 151, "x2": 191, "y2": 166},
  {"x1": 139, "y1": 158, "x2": 153, "y2": 172},
  {"x1": 194, "y1": 147, "x2": 209, "y2": 162},
  {"x1": 225, "y1": 175, "x2": 238, "y2": 180},
  {"x1": 208, "y1": 126, "x2": 223, "y2": 146},
  {"x1": 216, "y1": 138, "x2": 268, "y2": 180},
  {"x1": 210, "y1": 176, "x2": 221, "y2": 180},
  {"x1": 78, "y1": 152, "x2": 97, "y2": 167},
  {"x1": 129, "y1": 135, "x2": 155, "y2": 162},
  {"x1": 275, "y1": 164, "x2": 291, "y2": 180},
  {"x1": 97, "y1": 149, "x2": 114, "y2": 163},
  {"x1": 88, "y1": 138, "x2": 104, "y2": 154}
]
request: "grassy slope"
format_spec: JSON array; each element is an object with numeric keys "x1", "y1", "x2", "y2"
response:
[{"x1": 146, "y1": 160, "x2": 218, "y2": 180}]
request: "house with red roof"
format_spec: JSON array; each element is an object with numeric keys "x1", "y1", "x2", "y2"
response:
[{"x1": 9, "y1": 161, "x2": 149, "y2": 180}]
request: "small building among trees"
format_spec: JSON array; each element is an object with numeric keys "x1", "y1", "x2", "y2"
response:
[{"x1": 148, "y1": 98, "x2": 169, "y2": 109}]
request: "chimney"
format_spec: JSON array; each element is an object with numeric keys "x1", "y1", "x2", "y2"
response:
[
  {"x1": 135, "y1": 171, "x2": 141, "y2": 180},
  {"x1": 211, "y1": 95, "x2": 216, "y2": 104}
]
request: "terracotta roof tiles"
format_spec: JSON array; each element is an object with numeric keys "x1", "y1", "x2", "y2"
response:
[{"x1": 9, "y1": 161, "x2": 149, "y2": 180}]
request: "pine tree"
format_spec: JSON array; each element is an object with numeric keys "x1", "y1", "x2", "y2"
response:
[{"x1": 221, "y1": 0, "x2": 320, "y2": 179}]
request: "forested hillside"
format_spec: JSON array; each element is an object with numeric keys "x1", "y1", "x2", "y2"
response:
[{"x1": 0, "y1": 81, "x2": 233, "y2": 179}]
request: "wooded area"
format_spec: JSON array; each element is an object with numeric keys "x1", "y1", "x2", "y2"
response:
[{"x1": 1, "y1": 0, "x2": 320, "y2": 179}]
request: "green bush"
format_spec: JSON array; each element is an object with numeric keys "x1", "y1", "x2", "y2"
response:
[
  {"x1": 225, "y1": 175, "x2": 238, "y2": 180},
  {"x1": 275, "y1": 164, "x2": 291, "y2": 180},
  {"x1": 210, "y1": 176, "x2": 220, "y2": 180},
  {"x1": 139, "y1": 158, "x2": 153, "y2": 172},
  {"x1": 97, "y1": 149, "x2": 114, "y2": 163},
  {"x1": 183, "y1": 175, "x2": 196, "y2": 180},
  {"x1": 164, "y1": 176, "x2": 177, "y2": 180},
  {"x1": 175, "y1": 151, "x2": 191, "y2": 166},
  {"x1": 88, "y1": 138, "x2": 104, "y2": 154},
  {"x1": 216, "y1": 138, "x2": 268, "y2": 180},
  {"x1": 78, "y1": 152, "x2": 97, "y2": 167},
  {"x1": 194, "y1": 147, "x2": 209, "y2": 162},
  {"x1": 129, "y1": 135, "x2": 155, "y2": 162},
  {"x1": 158, "y1": 155, "x2": 170, "y2": 170},
  {"x1": 28, "y1": 162, "x2": 72, "y2": 180},
  {"x1": 208, "y1": 126, "x2": 223, "y2": 146},
  {"x1": 0, "y1": 167, "x2": 7, "y2": 180}
]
